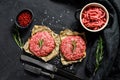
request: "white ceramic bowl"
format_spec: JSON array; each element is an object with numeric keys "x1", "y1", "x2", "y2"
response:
[{"x1": 80, "y1": 2, "x2": 109, "y2": 32}]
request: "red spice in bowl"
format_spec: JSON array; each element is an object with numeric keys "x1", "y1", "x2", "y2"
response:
[
  {"x1": 80, "y1": 3, "x2": 109, "y2": 32},
  {"x1": 15, "y1": 9, "x2": 33, "y2": 28}
]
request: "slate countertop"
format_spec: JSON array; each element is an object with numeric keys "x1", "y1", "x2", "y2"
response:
[{"x1": 0, "y1": 0, "x2": 120, "y2": 80}]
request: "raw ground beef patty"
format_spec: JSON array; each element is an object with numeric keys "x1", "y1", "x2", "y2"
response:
[
  {"x1": 60, "y1": 29, "x2": 86, "y2": 65},
  {"x1": 23, "y1": 25, "x2": 60, "y2": 62},
  {"x1": 29, "y1": 31, "x2": 55, "y2": 57},
  {"x1": 60, "y1": 36, "x2": 86, "y2": 61}
]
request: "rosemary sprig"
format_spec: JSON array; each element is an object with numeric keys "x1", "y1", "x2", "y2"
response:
[
  {"x1": 72, "y1": 40, "x2": 76, "y2": 52},
  {"x1": 94, "y1": 36, "x2": 104, "y2": 73},
  {"x1": 12, "y1": 26, "x2": 24, "y2": 49},
  {"x1": 39, "y1": 39, "x2": 44, "y2": 48}
]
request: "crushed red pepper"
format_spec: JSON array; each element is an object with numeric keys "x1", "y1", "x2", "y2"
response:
[{"x1": 17, "y1": 11, "x2": 32, "y2": 27}]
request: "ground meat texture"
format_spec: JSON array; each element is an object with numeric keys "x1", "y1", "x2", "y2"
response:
[
  {"x1": 29, "y1": 31, "x2": 55, "y2": 57},
  {"x1": 82, "y1": 6, "x2": 106, "y2": 30},
  {"x1": 60, "y1": 36, "x2": 86, "y2": 61}
]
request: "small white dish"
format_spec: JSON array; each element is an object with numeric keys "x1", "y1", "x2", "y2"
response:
[{"x1": 80, "y1": 2, "x2": 109, "y2": 32}]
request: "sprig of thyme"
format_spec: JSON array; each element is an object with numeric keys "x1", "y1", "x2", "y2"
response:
[
  {"x1": 39, "y1": 39, "x2": 44, "y2": 48},
  {"x1": 12, "y1": 26, "x2": 24, "y2": 49},
  {"x1": 94, "y1": 36, "x2": 104, "y2": 73},
  {"x1": 72, "y1": 40, "x2": 76, "y2": 52}
]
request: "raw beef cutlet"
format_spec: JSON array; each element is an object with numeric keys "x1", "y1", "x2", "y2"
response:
[
  {"x1": 29, "y1": 31, "x2": 55, "y2": 57},
  {"x1": 60, "y1": 36, "x2": 86, "y2": 61},
  {"x1": 23, "y1": 25, "x2": 60, "y2": 62},
  {"x1": 60, "y1": 29, "x2": 86, "y2": 65}
]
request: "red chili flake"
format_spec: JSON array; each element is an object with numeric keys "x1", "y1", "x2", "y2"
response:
[{"x1": 17, "y1": 11, "x2": 32, "y2": 27}]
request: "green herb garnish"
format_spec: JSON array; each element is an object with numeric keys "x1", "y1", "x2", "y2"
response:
[
  {"x1": 12, "y1": 26, "x2": 24, "y2": 49},
  {"x1": 94, "y1": 36, "x2": 104, "y2": 73},
  {"x1": 72, "y1": 40, "x2": 76, "y2": 52},
  {"x1": 39, "y1": 39, "x2": 44, "y2": 48}
]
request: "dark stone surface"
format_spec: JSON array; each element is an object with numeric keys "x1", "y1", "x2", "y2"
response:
[{"x1": 0, "y1": 0, "x2": 120, "y2": 80}]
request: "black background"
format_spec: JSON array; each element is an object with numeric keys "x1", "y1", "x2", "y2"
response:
[{"x1": 0, "y1": 0, "x2": 120, "y2": 80}]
